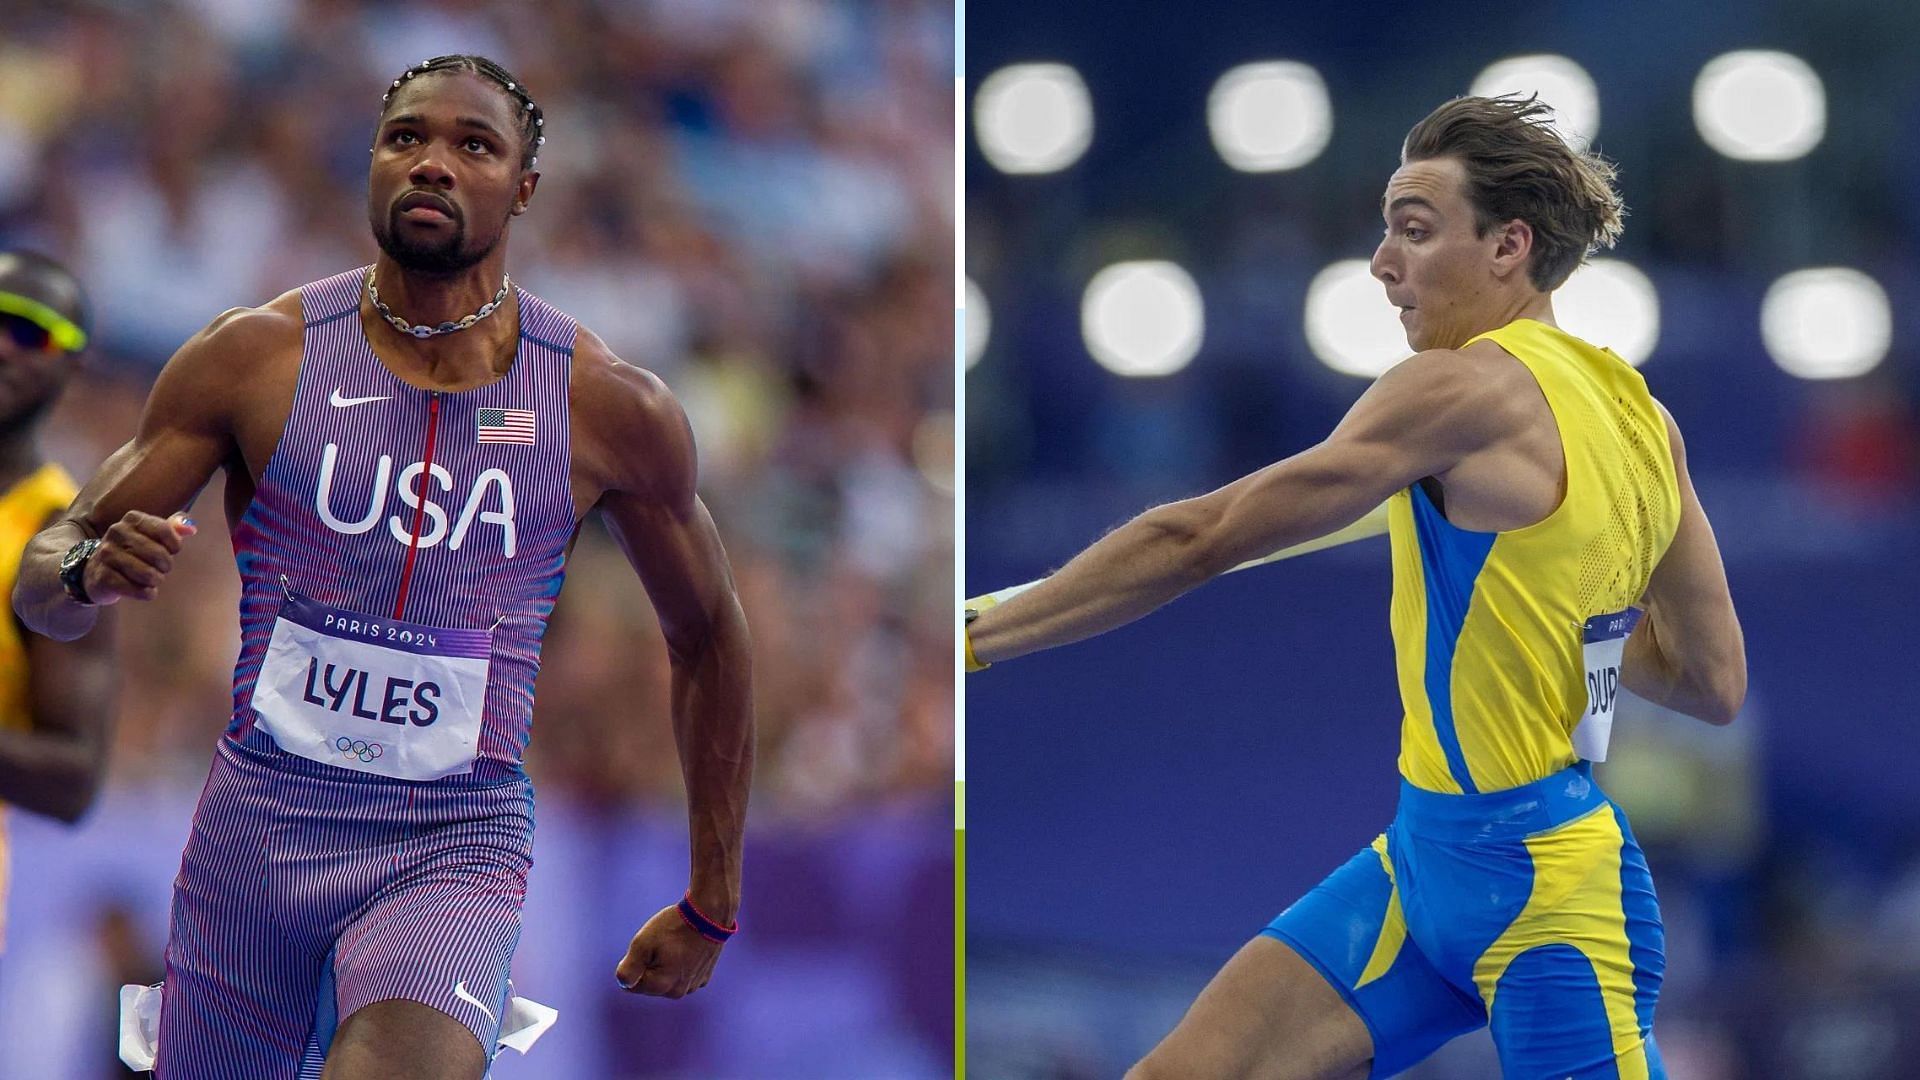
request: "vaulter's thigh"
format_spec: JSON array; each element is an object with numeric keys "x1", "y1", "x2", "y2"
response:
[{"x1": 1259, "y1": 837, "x2": 1486, "y2": 1078}]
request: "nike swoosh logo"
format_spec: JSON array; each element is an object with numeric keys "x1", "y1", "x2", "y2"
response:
[
  {"x1": 330, "y1": 389, "x2": 392, "y2": 407},
  {"x1": 453, "y1": 981, "x2": 497, "y2": 1024}
]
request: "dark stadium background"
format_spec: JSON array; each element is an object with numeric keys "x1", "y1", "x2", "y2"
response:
[{"x1": 965, "y1": 1, "x2": 1920, "y2": 1077}]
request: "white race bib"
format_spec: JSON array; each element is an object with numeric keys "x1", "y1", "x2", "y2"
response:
[
  {"x1": 1573, "y1": 607, "x2": 1641, "y2": 762},
  {"x1": 253, "y1": 590, "x2": 492, "y2": 781}
]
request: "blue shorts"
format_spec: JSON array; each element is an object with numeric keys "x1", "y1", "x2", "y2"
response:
[{"x1": 1264, "y1": 762, "x2": 1666, "y2": 1079}]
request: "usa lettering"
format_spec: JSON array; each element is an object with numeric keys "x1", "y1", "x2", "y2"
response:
[
  {"x1": 301, "y1": 656, "x2": 442, "y2": 725},
  {"x1": 315, "y1": 443, "x2": 517, "y2": 556}
]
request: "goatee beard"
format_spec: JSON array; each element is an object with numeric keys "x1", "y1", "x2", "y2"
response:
[{"x1": 373, "y1": 215, "x2": 498, "y2": 276}]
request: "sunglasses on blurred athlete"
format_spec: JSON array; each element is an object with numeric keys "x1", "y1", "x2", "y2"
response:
[{"x1": 0, "y1": 291, "x2": 87, "y2": 355}]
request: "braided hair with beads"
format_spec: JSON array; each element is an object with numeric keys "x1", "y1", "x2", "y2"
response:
[{"x1": 379, "y1": 55, "x2": 547, "y2": 169}]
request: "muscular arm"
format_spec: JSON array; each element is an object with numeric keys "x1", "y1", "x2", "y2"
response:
[
  {"x1": 1620, "y1": 405, "x2": 1745, "y2": 724},
  {"x1": 12, "y1": 307, "x2": 269, "y2": 640},
  {"x1": 0, "y1": 599, "x2": 118, "y2": 823},
  {"x1": 968, "y1": 349, "x2": 1518, "y2": 665},
  {"x1": 581, "y1": 343, "x2": 753, "y2": 923}
]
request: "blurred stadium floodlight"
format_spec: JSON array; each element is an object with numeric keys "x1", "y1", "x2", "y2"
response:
[
  {"x1": 1207, "y1": 61, "x2": 1334, "y2": 172},
  {"x1": 973, "y1": 63, "x2": 1094, "y2": 174},
  {"x1": 1081, "y1": 261, "x2": 1205, "y2": 377},
  {"x1": 1693, "y1": 50, "x2": 1826, "y2": 161},
  {"x1": 965, "y1": 278, "x2": 990, "y2": 369},
  {"x1": 1556, "y1": 259, "x2": 1660, "y2": 367},
  {"x1": 1469, "y1": 54, "x2": 1600, "y2": 151},
  {"x1": 1305, "y1": 259, "x2": 1408, "y2": 378},
  {"x1": 1761, "y1": 268, "x2": 1890, "y2": 380}
]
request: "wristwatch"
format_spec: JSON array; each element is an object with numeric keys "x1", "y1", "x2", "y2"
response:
[{"x1": 59, "y1": 538, "x2": 101, "y2": 606}]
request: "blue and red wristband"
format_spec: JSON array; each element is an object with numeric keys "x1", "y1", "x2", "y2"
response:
[{"x1": 676, "y1": 893, "x2": 738, "y2": 943}]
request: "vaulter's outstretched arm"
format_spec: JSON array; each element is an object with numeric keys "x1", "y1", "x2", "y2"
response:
[{"x1": 966, "y1": 349, "x2": 1514, "y2": 667}]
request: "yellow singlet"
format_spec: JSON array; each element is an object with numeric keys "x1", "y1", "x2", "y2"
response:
[
  {"x1": 1389, "y1": 319, "x2": 1680, "y2": 794},
  {"x1": 0, "y1": 462, "x2": 81, "y2": 944}
]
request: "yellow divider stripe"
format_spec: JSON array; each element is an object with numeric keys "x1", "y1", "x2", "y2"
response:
[
  {"x1": 1356, "y1": 834, "x2": 1407, "y2": 989},
  {"x1": 1470, "y1": 806, "x2": 1651, "y2": 1079}
]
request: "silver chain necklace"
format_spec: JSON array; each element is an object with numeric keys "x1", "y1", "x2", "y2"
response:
[{"x1": 365, "y1": 268, "x2": 511, "y2": 339}]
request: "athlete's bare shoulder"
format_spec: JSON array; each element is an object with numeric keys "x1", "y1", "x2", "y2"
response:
[
  {"x1": 1342, "y1": 344, "x2": 1535, "y2": 453},
  {"x1": 190, "y1": 289, "x2": 305, "y2": 363},
  {"x1": 567, "y1": 326, "x2": 696, "y2": 508},
  {"x1": 1453, "y1": 337, "x2": 1547, "y2": 400},
  {"x1": 144, "y1": 289, "x2": 306, "y2": 440},
  {"x1": 1430, "y1": 338, "x2": 1557, "y2": 446}
]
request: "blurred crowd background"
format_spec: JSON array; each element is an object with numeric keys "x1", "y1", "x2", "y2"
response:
[
  {"x1": 0, "y1": 1, "x2": 955, "y2": 1077},
  {"x1": 966, "y1": 1, "x2": 1920, "y2": 1078}
]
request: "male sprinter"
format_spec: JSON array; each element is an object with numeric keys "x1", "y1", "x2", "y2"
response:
[
  {"x1": 0, "y1": 252, "x2": 118, "y2": 942},
  {"x1": 13, "y1": 56, "x2": 753, "y2": 1079},
  {"x1": 966, "y1": 96, "x2": 1745, "y2": 1079}
]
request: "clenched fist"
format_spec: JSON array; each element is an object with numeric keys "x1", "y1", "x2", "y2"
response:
[
  {"x1": 84, "y1": 511, "x2": 196, "y2": 603},
  {"x1": 614, "y1": 903, "x2": 727, "y2": 999}
]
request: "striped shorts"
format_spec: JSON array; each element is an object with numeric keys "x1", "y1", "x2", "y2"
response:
[{"x1": 154, "y1": 736, "x2": 534, "y2": 1079}]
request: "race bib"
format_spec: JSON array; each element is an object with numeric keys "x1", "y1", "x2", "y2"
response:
[
  {"x1": 253, "y1": 589, "x2": 492, "y2": 780},
  {"x1": 1573, "y1": 608, "x2": 1641, "y2": 762}
]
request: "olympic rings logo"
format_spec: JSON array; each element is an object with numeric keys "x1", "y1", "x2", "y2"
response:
[{"x1": 334, "y1": 736, "x2": 385, "y2": 762}]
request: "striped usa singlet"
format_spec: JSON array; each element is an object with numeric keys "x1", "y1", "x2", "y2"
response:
[{"x1": 228, "y1": 267, "x2": 577, "y2": 783}]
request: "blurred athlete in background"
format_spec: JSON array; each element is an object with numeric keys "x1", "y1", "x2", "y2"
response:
[{"x1": 0, "y1": 250, "x2": 118, "y2": 952}]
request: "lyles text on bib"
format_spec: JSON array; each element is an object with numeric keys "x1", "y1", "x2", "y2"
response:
[{"x1": 252, "y1": 590, "x2": 493, "y2": 780}]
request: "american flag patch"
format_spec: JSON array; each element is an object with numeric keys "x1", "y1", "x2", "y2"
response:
[{"x1": 477, "y1": 407, "x2": 536, "y2": 445}]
